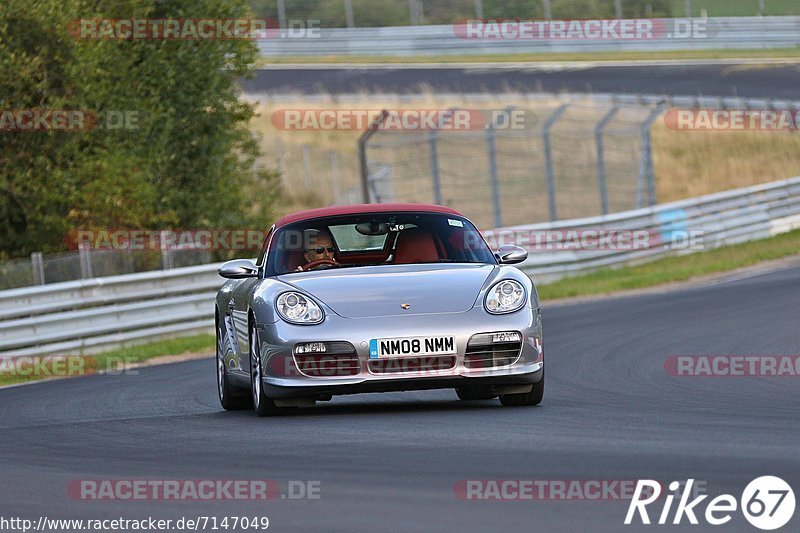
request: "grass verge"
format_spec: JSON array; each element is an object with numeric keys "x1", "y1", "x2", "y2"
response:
[
  {"x1": 538, "y1": 228, "x2": 800, "y2": 301},
  {"x1": 260, "y1": 48, "x2": 800, "y2": 65},
  {"x1": 0, "y1": 333, "x2": 215, "y2": 387}
]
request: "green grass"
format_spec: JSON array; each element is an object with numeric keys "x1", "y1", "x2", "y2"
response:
[
  {"x1": 0, "y1": 333, "x2": 215, "y2": 387},
  {"x1": 538, "y1": 228, "x2": 800, "y2": 301},
  {"x1": 260, "y1": 48, "x2": 800, "y2": 65},
  {"x1": 672, "y1": 0, "x2": 800, "y2": 16}
]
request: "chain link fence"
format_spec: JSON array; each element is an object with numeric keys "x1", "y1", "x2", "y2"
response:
[
  {"x1": 361, "y1": 102, "x2": 663, "y2": 230},
  {"x1": 0, "y1": 248, "x2": 211, "y2": 291},
  {"x1": 272, "y1": 139, "x2": 362, "y2": 205}
]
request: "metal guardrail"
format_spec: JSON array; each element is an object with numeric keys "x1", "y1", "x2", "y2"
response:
[
  {"x1": 258, "y1": 17, "x2": 800, "y2": 56},
  {"x1": 1, "y1": 176, "x2": 799, "y2": 356},
  {"x1": 0, "y1": 264, "x2": 225, "y2": 357},
  {"x1": 501, "y1": 176, "x2": 800, "y2": 283}
]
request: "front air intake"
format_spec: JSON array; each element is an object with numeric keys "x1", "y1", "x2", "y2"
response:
[
  {"x1": 293, "y1": 341, "x2": 360, "y2": 377},
  {"x1": 464, "y1": 332, "x2": 522, "y2": 369}
]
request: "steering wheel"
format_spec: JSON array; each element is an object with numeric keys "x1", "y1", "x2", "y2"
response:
[{"x1": 300, "y1": 259, "x2": 341, "y2": 271}]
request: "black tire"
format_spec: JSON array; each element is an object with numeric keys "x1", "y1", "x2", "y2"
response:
[
  {"x1": 216, "y1": 315, "x2": 251, "y2": 411},
  {"x1": 249, "y1": 323, "x2": 286, "y2": 417},
  {"x1": 499, "y1": 371, "x2": 544, "y2": 407},
  {"x1": 455, "y1": 387, "x2": 497, "y2": 401}
]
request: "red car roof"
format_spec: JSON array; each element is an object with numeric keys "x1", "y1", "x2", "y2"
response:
[{"x1": 273, "y1": 203, "x2": 464, "y2": 228}]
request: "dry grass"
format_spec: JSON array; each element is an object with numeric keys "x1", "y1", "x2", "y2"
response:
[
  {"x1": 249, "y1": 93, "x2": 800, "y2": 218},
  {"x1": 652, "y1": 124, "x2": 800, "y2": 202}
]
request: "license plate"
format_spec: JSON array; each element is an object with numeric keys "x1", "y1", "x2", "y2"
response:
[{"x1": 369, "y1": 335, "x2": 456, "y2": 359}]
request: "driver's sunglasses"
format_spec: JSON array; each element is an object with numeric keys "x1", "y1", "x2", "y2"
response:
[{"x1": 308, "y1": 246, "x2": 335, "y2": 254}]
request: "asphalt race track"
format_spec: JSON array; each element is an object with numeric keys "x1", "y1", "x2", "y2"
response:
[
  {"x1": 242, "y1": 62, "x2": 800, "y2": 100},
  {"x1": 1, "y1": 264, "x2": 799, "y2": 532}
]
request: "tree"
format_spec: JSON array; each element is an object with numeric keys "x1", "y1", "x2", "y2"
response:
[{"x1": 0, "y1": 0, "x2": 277, "y2": 258}]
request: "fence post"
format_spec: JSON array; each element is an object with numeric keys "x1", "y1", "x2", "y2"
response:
[
  {"x1": 637, "y1": 106, "x2": 665, "y2": 208},
  {"x1": 486, "y1": 125, "x2": 503, "y2": 228},
  {"x1": 358, "y1": 110, "x2": 389, "y2": 203},
  {"x1": 330, "y1": 150, "x2": 340, "y2": 204},
  {"x1": 543, "y1": 104, "x2": 569, "y2": 222},
  {"x1": 302, "y1": 144, "x2": 311, "y2": 188},
  {"x1": 160, "y1": 230, "x2": 174, "y2": 270},
  {"x1": 31, "y1": 252, "x2": 45, "y2": 285},
  {"x1": 408, "y1": 0, "x2": 422, "y2": 25},
  {"x1": 474, "y1": 0, "x2": 484, "y2": 19},
  {"x1": 275, "y1": 139, "x2": 286, "y2": 187},
  {"x1": 277, "y1": 0, "x2": 287, "y2": 29},
  {"x1": 78, "y1": 244, "x2": 93, "y2": 279},
  {"x1": 542, "y1": 0, "x2": 552, "y2": 19},
  {"x1": 428, "y1": 131, "x2": 442, "y2": 205},
  {"x1": 595, "y1": 106, "x2": 620, "y2": 216},
  {"x1": 344, "y1": 0, "x2": 355, "y2": 27},
  {"x1": 161, "y1": 249, "x2": 173, "y2": 270}
]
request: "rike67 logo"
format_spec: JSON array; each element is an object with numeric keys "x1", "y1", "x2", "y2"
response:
[{"x1": 626, "y1": 477, "x2": 795, "y2": 530}]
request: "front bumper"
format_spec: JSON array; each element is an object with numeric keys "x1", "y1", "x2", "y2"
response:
[
  {"x1": 264, "y1": 366, "x2": 543, "y2": 399},
  {"x1": 256, "y1": 306, "x2": 543, "y2": 399}
]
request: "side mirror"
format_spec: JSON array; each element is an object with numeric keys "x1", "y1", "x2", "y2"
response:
[
  {"x1": 218, "y1": 259, "x2": 259, "y2": 279},
  {"x1": 496, "y1": 245, "x2": 528, "y2": 265}
]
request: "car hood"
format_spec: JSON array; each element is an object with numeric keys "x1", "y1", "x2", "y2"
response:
[{"x1": 277, "y1": 264, "x2": 496, "y2": 318}]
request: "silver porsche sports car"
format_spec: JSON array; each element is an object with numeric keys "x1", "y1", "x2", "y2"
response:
[{"x1": 215, "y1": 203, "x2": 543, "y2": 416}]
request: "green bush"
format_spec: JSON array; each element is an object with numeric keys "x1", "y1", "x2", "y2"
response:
[{"x1": 0, "y1": 0, "x2": 276, "y2": 258}]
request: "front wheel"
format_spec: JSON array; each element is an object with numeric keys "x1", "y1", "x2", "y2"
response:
[
  {"x1": 249, "y1": 324, "x2": 286, "y2": 417},
  {"x1": 217, "y1": 316, "x2": 250, "y2": 410},
  {"x1": 499, "y1": 370, "x2": 544, "y2": 407}
]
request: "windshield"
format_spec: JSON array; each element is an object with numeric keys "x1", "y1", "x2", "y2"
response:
[{"x1": 265, "y1": 212, "x2": 496, "y2": 276}]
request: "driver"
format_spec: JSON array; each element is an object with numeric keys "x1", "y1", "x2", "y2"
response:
[{"x1": 296, "y1": 229, "x2": 339, "y2": 271}]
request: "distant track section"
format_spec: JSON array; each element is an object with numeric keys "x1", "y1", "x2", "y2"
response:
[
  {"x1": 256, "y1": 17, "x2": 800, "y2": 57},
  {"x1": 243, "y1": 62, "x2": 800, "y2": 99}
]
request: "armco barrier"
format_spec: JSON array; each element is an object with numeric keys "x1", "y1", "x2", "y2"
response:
[
  {"x1": 1, "y1": 176, "x2": 799, "y2": 356},
  {"x1": 0, "y1": 264, "x2": 225, "y2": 357},
  {"x1": 506, "y1": 176, "x2": 800, "y2": 282},
  {"x1": 258, "y1": 17, "x2": 800, "y2": 57}
]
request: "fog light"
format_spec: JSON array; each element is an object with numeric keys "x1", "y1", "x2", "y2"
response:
[
  {"x1": 491, "y1": 332, "x2": 521, "y2": 343},
  {"x1": 295, "y1": 342, "x2": 327, "y2": 354}
]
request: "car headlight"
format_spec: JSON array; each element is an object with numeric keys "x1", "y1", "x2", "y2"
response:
[
  {"x1": 276, "y1": 292, "x2": 324, "y2": 325},
  {"x1": 484, "y1": 280, "x2": 526, "y2": 314}
]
